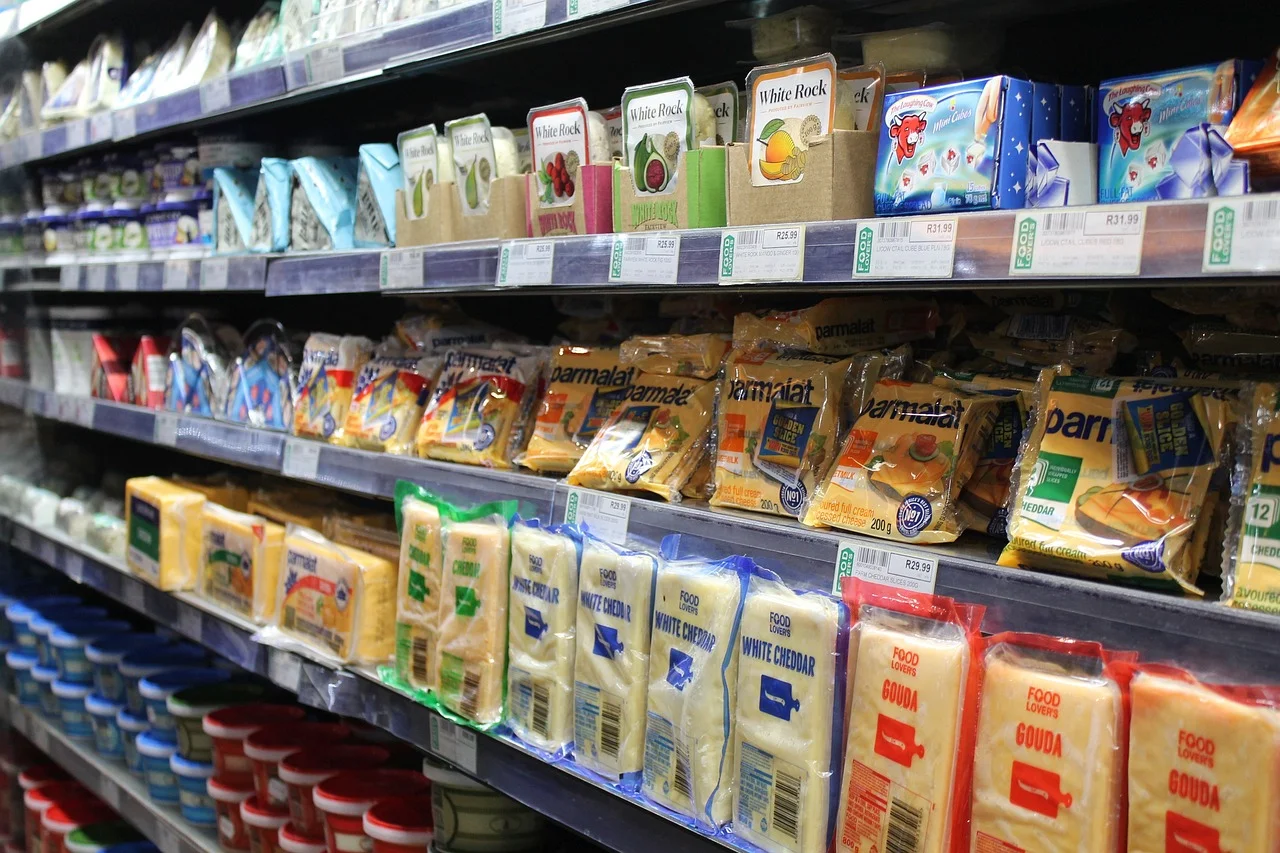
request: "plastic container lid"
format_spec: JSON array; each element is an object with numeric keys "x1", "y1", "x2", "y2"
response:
[
  {"x1": 202, "y1": 704, "x2": 306, "y2": 741},
  {"x1": 138, "y1": 667, "x2": 229, "y2": 700},
  {"x1": 51, "y1": 679, "x2": 93, "y2": 700},
  {"x1": 24, "y1": 781, "x2": 90, "y2": 811},
  {"x1": 206, "y1": 777, "x2": 255, "y2": 803},
  {"x1": 166, "y1": 680, "x2": 275, "y2": 719},
  {"x1": 244, "y1": 723, "x2": 352, "y2": 763},
  {"x1": 169, "y1": 753, "x2": 214, "y2": 779},
  {"x1": 6, "y1": 648, "x2": 37, "y2": 671},
  {"x1": 277, "y1": 823, "x2": 326, "y2": 853},
  {"x1": 239, "y1": 796, "x2": 290, "y2": 830},
  {"x1": 84, "y1": 634, "x2": 155, "y2": 665},
  {"x1": 134, "y1": 731, "x2": 178, "y2": 759},
  {"x1": 30, "y1": 607, "x2": 109, "y2": 636},
  {"x1": 361, "y1": 798, "x2": 433, "y2": 847},
  {"x1": 312, "y1": 770, "x2": 431, "y2": 817},
  {"x1": 17, "y1": 765, "x2": 69, "y2": 789},
  {"x1": 117, "y1": 644, "x2": 205, "y2": 678},
  {"x1": 50, "y1": 620, "x2": 132, "y2": 649},
  {"x1": 41, "y1": 801, "x2": 117, "y2": 835},
  {"x1": 32, "y1": 664, "x2": 59, "y2": 683},
  {"x1": 115, "y1": 708, "x2": 148, "y2": 732},
  {"x1": 85, "y1": 693, "x2": 124, "y2": 718},
  {"x1": 6, "y1": 596, "x2": 79, "y2": 623},
  {"x1": 62, "y1": 822, "x2": 142, "y2": 853},
  {"x1": 277, "y1": 745, "x2": 388, "y2": 786}
]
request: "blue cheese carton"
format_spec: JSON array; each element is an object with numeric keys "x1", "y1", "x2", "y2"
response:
[
  {"x1": 875, "y1": 76, "x2": 1045, "y2": 214},
  {"x1": 1098, "y1": 60, "x2": 1260, "y2": 203}
]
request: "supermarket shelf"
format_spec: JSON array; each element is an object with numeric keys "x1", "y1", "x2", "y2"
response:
[
  {"x1": 0, "y1": 694, "x2": 221, "y2": 853},
  {"x1": 55, "y1": 254, "x2": 268, "y2": 293}
]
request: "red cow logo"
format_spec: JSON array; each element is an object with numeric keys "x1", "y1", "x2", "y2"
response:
[
  {"x1": 1109, "y1": 99, "x2": 1152, "y2": 155},
  {"x1": 889, "y1": 114, "x2": 927, "y2": 164}
]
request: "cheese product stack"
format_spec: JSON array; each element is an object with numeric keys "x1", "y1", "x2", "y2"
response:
[
  {"x1": 171, "y1": 473, "x2": 250, "y2": 513},
  {"x1": 506, "y1": 520, "x2": 581, "y2": 753},
  {"x1": 573, "y1": 535, "x2": 658, "y2": 786},
  {"x1": 1222, "y1": 382, "x2": 1280, "y2": 614},
  {"x1": 340, "y1": 347, "x2": 442, "y2": 455},
  {"x1": 520, "y1": 344, "x2": 633, "y2": 474},
  {"x1": 197, "y1": 503, "x2": 284, "y2": 623},
  {"x1": 731, "y1": 297, "x2": 941, "y2": 357},
  {"x1": 969, "y1": 634, "x2": 1132, "y2": 853},
  {"x1": 1126, "y1": 665, "x2": 1280, "y2": 853},
  {"x1": 834, "y1": 580, "x2": 984, "y2": 853},
  {"x1": 125, "y1": 476, "x2": 207, "y2": 591},
  {"x1": 247, "y1": 487, "x2": 330, "y2": 532},
  {"x1": 643, "y1": 549, "x2": 755, "y2": 829},
  {"x1": 394, "y1": 482, "x2": 446, "y2": 693},
  {"x1": 733, "y1": 575, "x2": 848, "y2": 853},
  {"x1": 293, "y1": 333, "x2": 375, "y2": 441}
]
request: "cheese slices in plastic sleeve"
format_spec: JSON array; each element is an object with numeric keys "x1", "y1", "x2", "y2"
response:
[
  {"x1": 507, "y1": 520, "x2": 581, "y2": 754},
  {"x1": 394, "y1": 483, "x2": 445, "y2": 693},
  {"x1": 522, "y1": 345, "x2": 634, "y2": 473},
  {"x1": 198, "y1": 503, "x2": 284, "y2": 624},
  {"x1": 733, "y1": 297, "x2": 940, "y2": 355},
  {"x1": 803, "y1": 380, "x2": 999, "y2": 543},
  {"x1": 1126, "y1": 665, "x2": 1280, "y2": 853},
  {"x1": 618, "y1": 334, "x2": 728, "y2": 380},
  {"x1": 1223, "y1": 382, "x2": 1280, "y2": 614},
  {"x1": 712, "y1": 348, "x2": 854, "y2": 518},
  {"x1": 970, "y1": 634, "x2": 1131, "y2": 853},
  {"x1": 643, "y1": 550, "x2": 755, "y2": 829},
  {"x1": 1000, "y1": 372, "x2": 1229, "y2": 594},
  {"x1": 125, "y1": 477, "x2": 206, "y2": 591},
  {"x1": 293, "y1": 333, "x2": 374, "y2": 441},
  {"x1": 734, "y1": 576, "x2": 848, "y2": 853},
  {"x1": 340, "y1": 350, "x2": 441, "y2": 455},
  {"x1": 573, "y1": 536, "x2": 657, "y2": 786}
]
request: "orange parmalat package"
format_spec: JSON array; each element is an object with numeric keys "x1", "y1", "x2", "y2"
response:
[
  {"x1": 834, "y1": 579, "x2": 984, "y2": 853},
  {"x1": 965, "y1": 315, "x2": 1136, "y2": 373},
  {"x1": 339, "y1": 346, "x2": 442, "y2": 455},
  {"x1": 520, "y1": 345, "x2": 633, "y2": 474},
  {"x1": 416, "y1": 346, "x2": 546, "y2": 469},
  {"x1": 732, "y1": 296, "x2": 940, "y2": 355},
  {"x1": 618, "y1": 333, "x2": 728, "y2": 379}
]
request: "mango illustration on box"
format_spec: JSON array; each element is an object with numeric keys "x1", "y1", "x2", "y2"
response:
[{"x1": 746, "y1": 54, "x2": 838, "y2": 187}]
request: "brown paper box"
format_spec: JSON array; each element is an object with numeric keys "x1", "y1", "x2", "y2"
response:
[
  {"x1": 447, "y1": 174, "x2": 528, "y2": 241},
  {"x1": 726, "y1": 130, "x2": 878, "y2": 226},
  {"x1": 394, "y1": 185, "x2": 454, "y2": 247},
  {"x1": 612, "y1": 147, "x2": 727, "y2": 232}
]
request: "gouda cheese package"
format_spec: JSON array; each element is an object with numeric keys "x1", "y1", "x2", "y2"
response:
[
  {"x1": 394, "y1": 313, "x2": 515, "y2": 355},
  {"x1": 1223, "y1": 382, "x2": 1280, "y2": 614},
  {"x1": 322, "y1": 514, "x2": 399, "y2": 564},
  {"x1": 198, "y1": 503, "x2": 284, "y2": 624},
  {"x1": 246, "y1": 491, "x2": 329, "y2": 533},
  {"x1": 394, "y1": 483, "x2": 445, "y2": 693},
  {"x1": 1000, "y1": 372, "x2": 1229, "y2": 594},
  {"x1": 293, "y1": 333, "x2": 374, "y2": 441},
  {"x1": 521, "y1": 345, "x2": 633, "y2": 473},
  {"x1": 1126, "y1": 665, "x2": 1280, "y2": 853},
  {"x1": 618, "y1": 333, "x2": 728, "y2": 379},
  {"x1": 340, "y1": 351, "x2": 441, "y2": 455},
  {"x1": 125, "y1": 477, "x2": 206, "y2": 591},
  {"x1": 970, "y1": 634, "x2": 1131, "y2": 853},
  {"x1": 172, "y1": 473, "x2": 249, "y2": 513},
  {"x1": 966, "y1": 315, "x2": 1136, "y2": 373},
  {"x1": 711, "y1": 348, "x2": 853, "y2": 518},
  {"x1": 416, "y1": 347, "x2": 545, "y2": 469},
  {"x1": 803, "y1": 379, "x2": 999, "y2": 543},
  {"x1": 733, "y1": 297, "x2": 939, "y2": 355}
]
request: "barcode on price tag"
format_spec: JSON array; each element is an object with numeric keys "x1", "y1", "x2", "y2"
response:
[
  {"x1": 201, "y1": 257, "x2": 229, "y2": 290},
  {"x1": 177, "y1": 607, "x2": 202, "y2": 640},
  {"x1": 379, "y1": 247, "x2": 425, "y2": 290},
  {"x1": 59, "y1": 264, "x2": 80, "y2": 290},
  {"x1": 562, "y1": 488, "x2": 630, "y2": 545},
  {"x1": 199, "y1": 76, "x2": 232, "y2": 114},
  {"x1": 608, "y1": 233, "x2": 680, "y2": 284},
  {"x1": 305, "y1": 44, "x2": 345, "y2": 85},
  {"x1": 153, "y1": 413, "x2": 179, "y2": 447},
  {"x1": 282, "y1": 439, "x2": 321, "y2": 480},
  {"x1": 719, "y1": 226, "x2": 805, "y2": 283},
  {"x1": 496, "y1": 240, "x2": 555, "y2": 286},
  {"x1": 1009, "y1": 208, "x2": 1145, "y2": 276},
  {"x1": 429, "y1": 715, "x2": 478, "y2": 773},
  {"x1": 116, "y1": 263, "x2": 139, "y2": 291},
  {"x1": 1203, "y1": 196, "x2": 1280, "y2": 273},
  {"x1": 84, "y1": 264, "x2": 108, "y2": 291},
  {"x1": 852, "y1": 217, "x2": 957, "y2": 278},
  {"x1": 493, "y1": 0, "x2": 546, "y2": 37},
  {"x1": 163, "y1": 259, "x2": 193, "y2": 290},
  {"x1": 832, "y1": 540, "x2": 937, "y2": 594}
]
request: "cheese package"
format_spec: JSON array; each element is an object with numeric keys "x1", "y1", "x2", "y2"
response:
[
  {"x1": 246, "y1": 489, "x2": 328, "y2": 532},
  {"x1": 198, "y1": 503, "x2": 284, "y2": 624},
  {"x1": 171, "y1": 473, "x2": 249, "y2": 513},
  {"x1": 573, "y1": 535, "x2": 658, "y2": 786},
  {"x1": 506, "y1": 520, "x2": 581, "y2": 754},
  {"x1": 1126, "y1": 665, "x2": 1280, "y2": 853},
  {"x1": 166, "y1": 315, "x2": 239, "y2": 418},
  {"x1": 322, "y1": 514, "x2": 399, "y2": 563},
  {"x1": 970, "y1": 634, "x2": 1132, "y2": 853},
  {"x1": 711, "y1": 348, "x2": 854, "y2": 518},
  {"x1": 393, "y1": 314, "x2": 515, "y2": 355},
  {"x1": 129, "y1": 334, "x2": 169, "y2": 409},
  {"x1": 733, "y1": 297, "x2": 940, "y2": 355},
  {"x1": 521, "y1": 345, "x2": 634, "y2": 474},
  {"x1": 834, "y1": 580, "x2": 984, "y2": 853},
  {"x1": 293, "y1": 333, "x2": 375, "y2": 441},
  {"x1": 274, "y1": 526, "x2": 396, "y2": 664},
  {"x1": 1223, "y1": 382, "x2": 1280, "y2": 614},
  {"x1": 965, "y1": 316, "x2": 1136, "y2": 374},
  {"x1": 394, "y1": 483, "x2": 446, "y2": 693},
  {"x1": 340, "y1": 349, "x2": 441, "y2": 455},
  {"x1": 734, "y1": 576, "x2": 848, "y2": 853},
  {"x1": 618, "y1": 334, "x2": 728, "y2": 380},
  {"x1": 1000, "y1": 372, "x2": 1230, "y2": 594},
  {"x1": 803, "y1": 379, "x2": 999, "y2": 543},
  {"x1": 125, "y1": 477, "x2": 206, "y2": 591},
  {"x1": 416, "y1": 346, "x2": 546, "y2": 469},
  {"x1": 643, "y1": 549, "x2": 755, "y2": 829},
  {"x1": 433, "y1": 501, "x2": 518, "y2": 727},
  {"x1": 223, "y1": 320, "x2": 297, "y2": 431}
]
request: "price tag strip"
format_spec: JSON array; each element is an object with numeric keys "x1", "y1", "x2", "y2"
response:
[
  {"x1": 852, "y1": 217, "x2": 957, "y2": 278},
  {"x1": 282, "y1": 438, "x2": 322, "y2": 480},
  {"x1": 201, "y1": 257, "x2": 229, "y2": 291},
  {"x1": 832, "y1": 540, "x2": 938, "y2": 594},
  {"x1": 199, "y1": 77, "x2": 233, "y2": 114},
  {"x1": 163, "y1": 259, "x2": 193, "y2": 291},
  {"x1": 496, "y1": 240, "x2": 555, "y2": 287},
  {"x1": 1203, "y1": 196, "x2": 1280, "y2": 273},
  {"x1": 116, "y1": 262, "x2": 139, "y2": 291},
  {"x1": 380, "y1": 247, "x2": 425, "y2": 290},
  {"x1": 719, "y1": 225, "x2": 805, "y2": 284},
  {"x1": 305, "y1": 44, "x2": 345, "y2": 86},
  {"x1": 608, "y1": 233, "x2": 680, "y2": 285},
  {"x1": 1010, "y1": 207, "x2": 1145, "y2": 277},
  {"x1": 429, "y1": 715, "x2": 478, "y2": 773},
  {"x1": 84, "y1": 264, "x2": 108, "y2": 291},
  {"x1": 153, "y1": 413, "x2": 180, "y2": 447},
  {"x1": 562, "y1": 488, "x2": 630, "y2": 545},
  {"x1": 493, "y1": 0, "x2": 546, "y2": 38}
]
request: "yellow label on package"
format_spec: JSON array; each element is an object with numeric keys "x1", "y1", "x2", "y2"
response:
[
  {"x1": 733, "y1": 297, "x2": 939, "y2": 355},
  {"x1": 523, "y1": 345, "x2": 634, "y2": 473},
  {"x1": 293, "y1": 333, "x2": 373, "y2": 440},
  {"x1": 199, "y1": 504, "x2": 284, "y2": 623},
  {"x1": 1224, "y1": 383, "x2": 1280, "y2": 614},
  {"x1": 341, "y1": 353, "x2": 440, "y2": 455}
]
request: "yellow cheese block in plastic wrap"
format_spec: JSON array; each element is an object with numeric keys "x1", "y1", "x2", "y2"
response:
[
  {"x1": 970, "y1": 635, "x2": 1128, "y2": 853},
  {"x1": 395, "y1": 495, "x2": 444, "y2": 692},
  {"x1": 506, "y1": 522, "x2": 580, "y2": 753},
  {"x1": 125, "y1": 477, "x2": 206, "y2": 591},
  {"x1": 293, "y1": 333, "x2": 374, "y2": 441},
  {"x1": 573, "y1": 537, "x2": 657, "y2": 785},
  {"x1": 734, "y1": 577, "x2": 848, "y2": 853},
  {"x1": 198, "y1": 503, "x2": 284, "y2": 624},
  {"x1": 1127, "y1": 667, "x2": 1280, "y2": 853},
  {"x1": 277, "y1": 527, "x2": 396, "y2": 664},
  {"x1": 522, "y1": 345, "x2": 632, "y2": 474}
]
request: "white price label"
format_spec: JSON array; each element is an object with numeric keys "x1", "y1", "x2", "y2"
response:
[
  {"x1": 22, "y1": 133, "x2": 40, "y2": 162},
  {"x1": 73, "y1": 397, "x2": 95, "y2": 428},
  {"x1": 201, "y1": 257, "x2": 229, "y2": 291},
  {"x1": 65, "y1": 120, "x2": 86, "y2": 150},
  {"x1": 123, "y1": 583, "x2": 146, "y2": 611},
  {"x1": 268, "y1": 649, "x2": 301, "y2": 691},
  {"x1": 305, "y1": 44, "x2": 345, "y2": 85},
  {"x1": 89, "y1": 112, "x2": 113, "y2": 143},
  {"x1": 562, "y1": 488, "x2": 630, "y2": 546},
  {"x1": 496, "y1": 240, "x2": 555, "y2": 286},
  {"x1": 429, "y1": 715, "x2": 478, "y2": 774},
  {"x1": 608, "y1": 233, "x2": 680, "y2": 285},
  {"x1": 84, "y1": 264, "x2": 108, "y2": 291},
  {"x1": 29, "y1": 723, "x2": 49, "y2": 753},
  {"x1": 64, "y1": 552, "x2": 84, "y2": 583},
  {"x1": 1203, "y1": 197, "x2": 1280, "y2": 273},
  {"x1": 163, "y1": 259, "x2": 192, "y2": 290},
  {"x1": 177, "y1": 607, "x2": 202, "y2": 639},
  {"x1": 379, "y1": 247, "x2": 425, "y2": 290},
  {"x1": 114, "y1": 108, "x2": 137, "y2": 140},
  {"x1": 116, "y1": 262, "x2": 139, "y2": 291},
  {"x1": 59, "y1": 264, "x2": 80, "y2": 290},
  {"x1": 99, "y1": 779, "x2": 121, "y2": 811},
  {"x1": 153, "y1": 413, "x2": 179, "y2": 447},
  {"x1": 157, "y1": 825, "x2": 180, "y2": 853},
  {"x1": 852, "y1": 217, "x2": 957, "y2": 278},
  {"x1": 199, "y1": 77, "x2": 233, "y2": 114},
  {"x1": 12, "y1": 526, "x2": 30, "y2": 552},
  {"x1": 493, "y1": 0, "x2": 546, "y2": 37},
  {"x1": 38, "y1": 538, "x2": 56, "y2": 567},
  {"x1": 833, "y1": 540, "x2": 938, "y2": 594},
  {"x1": 719, "y1": 226, "x2": 805, "y2": 283},
  {"x1": 566, "y1": 0, "x2": 626, "y2": 18},
  {"x1": 1010, "y1": 208, "x2": 1145, "y2": 276},
  {"x1": 282, "y1": 438, "x2": 321, "y2": 480}
]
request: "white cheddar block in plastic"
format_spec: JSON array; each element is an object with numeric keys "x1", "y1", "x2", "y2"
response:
[
  {"x1": 396, "y1": 497, "x2": 443, "y2": 692},
  {"x1": 198, "y1": 503, "x2": 284, "y2": 624}
]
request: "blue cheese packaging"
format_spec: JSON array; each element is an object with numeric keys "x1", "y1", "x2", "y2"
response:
[
  {"x1": 354, "y1": 144, "x2": 402, "y2": 248},
  {"x1": 250, "y1": 157, "x2": 291, "y2": 252},
  {"x1": 165, "y1": 315, "x2": 239, "y2": 418},
  {"x1": 289, "y1": 157, "x2": 358, "y2": 251},
  {"x1": 223, "y1": 319, "x2": 296, "y2": 431},
  {"x1": 212, "y1": 168, "x2": 257, "y2": 253},
  {"x1": 875, "y1": 75, "x2": 1051, "y2": 214}
]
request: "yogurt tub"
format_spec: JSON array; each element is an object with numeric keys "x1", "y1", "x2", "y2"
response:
[
  {"x1": 62, "y1": 821, "x2": 143, "y2": 853},
  {"x1": 170, "y1": 754, "x2": 216, "y2": 828},
  {"x1": 203, "y1": 704, "x2": 307, "y2": 781},
  {"x1": 153, "y1": 146, "x2": 198, "y2": 194},
  {"x1": 77, "y1": 206, "x2": 106, "y2": 254},
  {"x1": 421, "y1": 757, "x2": 544, "y2": 853},
  {"x1": 207, "y1": 776, "x2": 254, "y2": 852},
  {"x1": 50, "y1": 680, "x2": 93, "y2": 739},
  {"x1": 168, "y1": 682, "x2": 280, "y2": 764},
  {"x1": 23, "y1": 782, "x2": 91, "y2": 853},
  {"x1": 84, "y1": 635, "x2": 155, "y2": 702},
  {"x1": 312, "y1": 771, "x2": 432, "y2": 853},
  {"x1": 85, "y1": 693, "x2": 125, "y2": 759},
  {"x1": 40, "y1": 803, "x2": 120, "y2": 853},
  {"x1": 50, "y1": 621, "x2": 132, "y2": 684},
  {"x1": 116, "y1": 709, "x2": 148, "y2": 776},
  {"x1": 278, "y1": 823, "x2": 325, "y2": 853},
  {"x1": 145, "y1": 199, "x2": 200, "y2": 250},
  {"x1": 38, "y1": 210, "x2": 73, "y2": 255},
  {"x1": 138, "y1": 668, "x2": 230, "y2": 737},
  {"x1": 362, "y1": 798, "x2": 433, "y2": 853},
  {"x1": 275, "y1": 743, "x2": 382, "y2": 832},
  {"x1": 239, "y1": 796, "x2": 289, "y2": 853},
  {"x1": 107, "y1": 202, "x2": 146, "y2": 252},
  {"x1": 135, "y1": 731, "x2": 178, "y2": 804},
  {"x1": 245, "y1": 724, "x2": 353, "y2": 811},
  {"x1": 195, "y1": 189, "x2": 213, "y2": 247},
  {"x1": 30, "y1": 609, "x2": 110, "y2": 666},
  {"x1": 0, "y1": 216, "x2": 23, "y2": 255},
  {"x1": 21, "y1": 211, "x2": 42, "y2": 254},
  {"x1": 118, "y1": 644, "x2": 207, "y2": 715},
  {"x1": 6, "y1": 598, "x2": 82, "y2": 651},
  {"x1": 7, "y1": 650, "x2": 39, "y2": 707},
  {"x1": 31, "y1": 665, "x2": 59, "y2": 720}
]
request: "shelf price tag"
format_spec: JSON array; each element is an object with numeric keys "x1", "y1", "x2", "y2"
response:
[
  {"x1": 379, "y1": 247, "x2": 425, "y2": 290},
  {"x1": 11, "y1": 526, "x2": 30, "y2": 552},
  {"x1": 89, "y1": 112, "x2": 113, "y2": 143},
  {"x1": 84, "y1": 264, "x2": 108, "y2": 291},
  {"x1": 29, "y1": 722, "x2": 49, "y2": 753},
  {"x1": 496, "y1": 240, "x2": 554, "y2": 287},
  {"x1": 177, "y1": 607, "x2": 202, "y2": 640},
  {"x1": 116, "y1": 262, "x2": 139, "y2": 291},
  {"x1": 282, "y1": 438, "x2": 321, "y2": 480},
  {"x1": 123, "y1": 582, "x2": 146, "y2": 612},
  {"x1": 305, "y1": 44, "x2": 345, "y2": 86},
  {"x1": 566, "y1": 0, "x2": 627, "y2": 18},
  {"x1": 492, "y1": 0, "x2": 546, "y2": 38},
  {"x1": 72, "y1": 398, "x2": 95, "y2": 429},
  {"x1": 38, "y1": 538, "x2": 56, "y2": 567},
  {"x1": 608, "y1": 233, "x2": 680, "y2": 285},
  {"x1": 200, "y1": 257, "x2": 229, "y2": 291},
  {"x1": 22, "y1": 133, "x2": 40, "y2": 162},
  {"x1": 1203, "y1": 196, "x2": 1280, "y2": 273},
  {"x1": 99, "y1": 779, "x2": 121, "y2": 811},
  {"x1": 65, "y1": 120, "x2": 86, "y2": 150},
  {"x1": 163, "y1": 259, "x2": 193, "y2": 291},
  {"x1": 563, "y1": 488, "x2": 630, "y2": 546},
  {"x1": 59, "y1": 264, "x2": 80, "y2": 290},
  {"x1": 852, "y1": 216, "x2": 957, "y2": 278},
  {"x1": 64, "y1": 552, "x2": 83, "y2": 583},
  {"x1": 832, "y1": 540, "x2": 938, "y2": 594},
  {"x1": 153, "y1": 413, "x2": 179, "y2": 447},
  {"x1": 1009, "y1": 207, "x2": 1145, "y2": 276},
  {"x1": 199, "y1": 76, "x2": 233, "y2": 114},
  {"x1": 719, "y1": 225, "x2": 805, "y2": 284},
  {"x1": 114, "y1": 108, "x2": 137, "y2": 140},
  {"x1": 429, "y1": 716, "x2": 478, "y2": 773},
  {"x1": 268, "y1": 649, "x2": 301, "y2": 691},
  {"x1": 156, "y1": 825, "x2": 180, "y2": 853}
]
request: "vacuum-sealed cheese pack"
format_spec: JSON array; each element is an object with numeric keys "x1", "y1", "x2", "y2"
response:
[
  {"x1": 711, "y1": 348, "x2": 854, "y2": 518},
  {"x1": 1223, "y1": 382, "x2": 1280, "y2": 614},
  {"x1": 521, "y1": 345, "x2": 633, "y2": 473},
  {"x1": 166, "y1": 314, "x2": 239, "y2": 418},
  {"x1": 643, "y1": 549, "x2": 756, "y2": 829},
  {"x1": 573, "y1": 536, "x2": 657, "y2": 786},
  {"x1": 834, "y1": 580, "x2": 984, "y2": 853},
  {"x1": 1126, "y1": 665, "x2": 1280, "y2": 853},
  {"x1": 125, "y1": 477, "x2": 206, "y2": 591},
  {"x1": 1000, "y1": 371, "x2": 1229, "y2": 594},
  {"x1": 966, "y1": 315, "x2": 1135, "y2": 373},
  {"x1": 394, "y1": 482, "x2": 446, "y2": 692},
  {"x1": 506, "y1": 520, "x2": 581, "y2": 754},
  {"x1": 618, "y1": 333, "x2": 728, "y2": 379},
  {"x1": 198, "y1": 503, "x2": 284, "y2": 624},
  {"x1": 293, "y1": 333, "x2": 374, "y2": 441},
  {"x1": 733, "y1": 297, "x2": 940, "y2": 355},
  {"x1": 803, "y1": 379, "x2": 999, "y2": 543},
  {"x1": 340, "y1": 349, "x2": 441, "y2": 455},
  {"x1": 223, "y1": 320, "x2": 297, "y2": 431},
  {"x1": 734, "y1": 576, "x2": 848, "y2": 853},
  {"x1": 970, "y1": 634, "x2": 1132, "y2": 853}
]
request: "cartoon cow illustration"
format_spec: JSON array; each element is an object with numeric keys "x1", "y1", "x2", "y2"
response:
[
  {"x1": 888, "y1": 113, "x2": 927, "y2": 164},
  {"x1": 1109, "y1": 99, "x2": 1152, "y2": 155}
]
